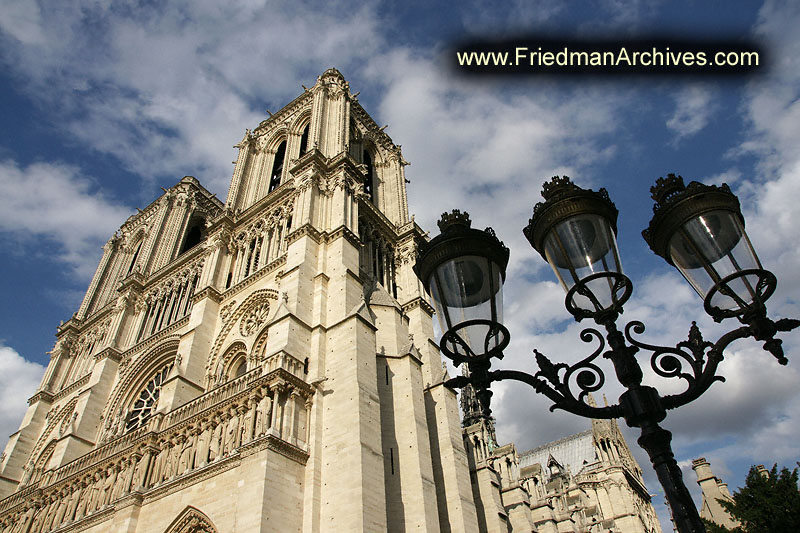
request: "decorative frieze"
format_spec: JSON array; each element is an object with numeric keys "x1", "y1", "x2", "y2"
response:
[{"x1": 0, "y1": 367, "x2": 312, "y2": 532}]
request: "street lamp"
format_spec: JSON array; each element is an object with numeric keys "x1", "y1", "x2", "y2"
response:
[{"x1": 414, "y1": 175, "x2": 799, "y2": 533}]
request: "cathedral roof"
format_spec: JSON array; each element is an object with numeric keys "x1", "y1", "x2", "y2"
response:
[{"x1": 519, "y1": 430, "x2": 596, "y2": 476}]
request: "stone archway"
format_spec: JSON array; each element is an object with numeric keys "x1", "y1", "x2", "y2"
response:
[{"x1": 164, "y1": 506, "x2": 218, "y2": 533}]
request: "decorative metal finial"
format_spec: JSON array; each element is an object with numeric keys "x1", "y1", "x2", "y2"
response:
[
  {"x1": 437, "y1": 210, "x2": 472, "y2": 232},
  {"x1": 540, "y1": 175, "x2": 580, "y2": 200},
  {"x1": 649, "y1": 173, "x2": 686, "y2": 207}
]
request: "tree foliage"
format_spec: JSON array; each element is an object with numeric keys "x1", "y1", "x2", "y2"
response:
[
  {"x1": 701, "y1": 518, "x2": 739, "y2": 533},
  {"x1": 713, "y1": 464, "x2": 800, "y2": 533}
]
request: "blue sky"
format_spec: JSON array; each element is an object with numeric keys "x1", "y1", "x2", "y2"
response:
[{"x1": 1, "y1": 1, "x2": 799, "y2": 529}]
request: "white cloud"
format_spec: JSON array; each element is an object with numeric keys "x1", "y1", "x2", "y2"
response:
[
  {"x1": 1, "y1": 1, "x2": 384, "y2": 195},
  {"x1": 0, "y1": 0, "x2": 46, "y2": 45},
  {"x1": 666, "y1": 85, "x2": 715, "y2": 141},
  {"x1": 370, "y1": 48, "x2": 626, "y2": 272},
  {"x1": 0, "y1": 159, "x2": 131, "y2": 277},
  {"x1": 0, "y1": 345, "x2": 45, "y2": 447}
]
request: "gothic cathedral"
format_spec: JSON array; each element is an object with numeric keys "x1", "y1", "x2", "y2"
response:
[{"x1": 0, "y1": 69, "x2": 661, "y2": 533}]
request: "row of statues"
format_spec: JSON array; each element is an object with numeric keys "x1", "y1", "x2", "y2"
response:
[{"x1": 1, "y1": 382, "x2": 310, "y2": 533}]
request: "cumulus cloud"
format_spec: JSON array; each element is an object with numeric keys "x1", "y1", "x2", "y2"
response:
[
  {"x1": 0, "y1": 159, "x2": 131, "y2": 277},
  {"x1": 1, "y1": 0, "x2": 383, "y2": 194},
  {"x1": 370, "y1": 48, "x2": 626, "y2": 275},
  {"x1": 0, "y1": 345, "x2": 45, "y2": 446}
]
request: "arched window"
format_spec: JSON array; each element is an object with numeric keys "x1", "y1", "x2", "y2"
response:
[
  {"x1": 180, "y1": 217, "x2": 205, "y2": 255},
  {"x1": 125, "y1": 362, "x2": 173, "y2": 431},
  {"x1": 362, "y1": 150, "x2": 375, "y2": 204},
  {"x1": 299, "y1": 124, "x2": 310, "y2": 156},
  {"x1": 235, "y1": 359, "x2": 247, "y2": 378},
  {"x1": 269, "y1": 140, "x2": 286, "y2": 193}
]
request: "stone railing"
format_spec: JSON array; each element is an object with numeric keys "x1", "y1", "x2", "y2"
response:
[
  {"x1": 49, "y1": 426, "x2": 150, "y2": 486},
  {"x1": 0, "y1": 365, "x2": 313, "y2": 533},
  {"x1": 263, "y1": 351, "x2": 305, "y2": 377},
  {"x1": 161, "y1": 368, "x2": 262, "y2": 429}
]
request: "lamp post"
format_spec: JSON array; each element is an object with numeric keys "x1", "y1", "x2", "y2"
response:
[{"x1": 413, "y1": 175, "x2": 799, "y2": 533}]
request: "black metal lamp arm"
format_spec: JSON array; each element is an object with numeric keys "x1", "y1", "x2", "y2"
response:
[
  {"x1": 490, "y1": 368, "x2": 623, "y2": 419},
  {"x1": 619, "y1": 315, "x2": 800, "y2": 412}
]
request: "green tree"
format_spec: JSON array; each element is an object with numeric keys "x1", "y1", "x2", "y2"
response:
[
  {"x1": 713, "y1": 464, "x2": 800, "y2": 533},
  {"x1": 701, "y1": 517, "x2": 740, "y2": 533}
]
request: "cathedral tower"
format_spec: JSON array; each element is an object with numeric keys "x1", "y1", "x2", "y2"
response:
[{"x1": 0, "y1": 69, "x2": 479, "y2": 533}]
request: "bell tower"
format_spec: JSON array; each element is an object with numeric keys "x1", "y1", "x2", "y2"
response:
[{"x1": 0, "y1": 69, "x2": 480, "y2": 533}]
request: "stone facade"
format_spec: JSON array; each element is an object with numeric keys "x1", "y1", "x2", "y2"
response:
[
  {"x1": 0, "y1": 69, "x2": 479, "y2": 533},
  {"x1": 691, "y1": 458, "x2": 739, "y2": 530},
  {"x1": 463, "y1": 415, "x2": 663, "y2": 533},
  {"x1": 460, "y1": 378, "x2": 662, "y2": 533},
  {"x1": 0, "y1": 68, "x2": 664, "y2": 533}
]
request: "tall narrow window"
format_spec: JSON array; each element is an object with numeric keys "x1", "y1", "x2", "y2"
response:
[
  {"x1": 363, "y1": 150, "x2": 375, "y2": 204},
  {"x1": 269, "y1": 140, "x2": 286, "y2": 193},
  {"x1": 127, "y1": 240, "x2": 143, "y2": 275},
  {"x1": 180, "y1": 218, "x2": 205, "y2": 255},
  {"x1": 299, "y1": 124, "x2": 310, "y2": 156}
]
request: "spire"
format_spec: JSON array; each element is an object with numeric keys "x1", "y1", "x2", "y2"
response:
[
  {"x1": 459, "y1": 365, "x2": 482, "y2": 426},
  {"x1": 459, "y1": 366, "x2": 497, "y2": 446}
]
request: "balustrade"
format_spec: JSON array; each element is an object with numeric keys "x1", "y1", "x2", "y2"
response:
[{"x1": 0, "y1": 367, "x2": 312, "y2": 532}]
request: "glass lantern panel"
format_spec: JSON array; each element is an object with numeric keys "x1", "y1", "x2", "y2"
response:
[
  {"x1": 543, "y1": 214, "x2": 623, "y2": 311},
  {"x1": 428, "y1": 256, "x2": 504, "y2": 357},
  {"x1": 668, "y1": 210, "x2": 762, "y2": 310}
]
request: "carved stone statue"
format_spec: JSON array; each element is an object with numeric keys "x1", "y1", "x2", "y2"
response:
[
  {"x1": 52, "y1": 487, "x2": 70, "y2": 528},
  {"x1": 161, "y1": 440, "x2": 175, "y2": 483},
  {"x1": 223, "y1": 407, "x2": 240, "y2": 455},
  {"x1": 86, "y1": 471, "x2": 103, "y2": 514},
  {"x1": 195, "y1": 424, "x2": 210, "y2": 468},
  {"x1": 151, "y1": 442, "x2": 168, "y2": 485},
  {"x1": 111, "y1": 459, "x2": 129, "y2": 501},
  {"x1": 100, "y1": 465, "x2": 117, "y2": 507},
  {"x1": 240, "y1": 401, "x2": 255, "y2": 445},
  {"x1": 255, "y1": 390, "x2": 272, "y2": 437},
  {"x1": 132, "y1": 453, "x2": 148, "y2": 491},
  {"x1": 74, "y1": 479, "x2": 89, "y2": 520},
  {"x1": 178, "y1": 432, "x2": 195, "y2": 475},
  {"x1": 65, "y1": 481, "x2": 82, "y2": 522},
  {"x1": 209, "y1": 418, "x2": 222, "y2": 461}
]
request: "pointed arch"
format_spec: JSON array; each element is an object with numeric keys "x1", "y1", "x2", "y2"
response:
[
  {"x1": 359, "y1": 135, "x2": 389, "y2": 211},
  {"x1": 268, "y1": 139, "x2": 287, "y2": 193},
  {"x1": 28, "y1": 440, "x2": 57, "y2": 483},
  {"x1": 252, "y1": 325, "x2": 270, "y2": 363},
  {"x1": 299, "y1": 122, "x2": 310, "y2": 156},
  {"x1": 125, "y1": 227, "x2": 147, "y2": 275},
  {"x1": 291, "y1": 112, "x2": 312, "y2": 157},
  {"x1": 179, "y1": 212, "x2": 207, "y2": 255},
  {"x1": 164, "y1": 506, "x2": 218, "y2": 533},
  {"x1": 205, "y1": 289, "x2": 279, "y2": 388},
  {"x1": 216, "y1": 341, "x2": 248, "y2": 383},
  {"x1": 103, "y1": 337, "x2": 180, "y2": 434},
  {"x1": 362, "y1": 149, "x2": 375, "y2": 204},
  {"x1": 24, "y1": 397, "x2": 79, "y2": 479}
]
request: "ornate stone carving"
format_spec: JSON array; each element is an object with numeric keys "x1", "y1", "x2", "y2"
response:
[
  {"x1": 239, "y1": 302, "x2": 269, "y2": 337},
  {"x1": 219, "y1": 300, "x2": 236, "y2": 322}
]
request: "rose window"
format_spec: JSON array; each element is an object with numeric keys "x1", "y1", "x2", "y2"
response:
[{"x1": 240, "y1": 302, "x2": 269, "y2": 336}]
